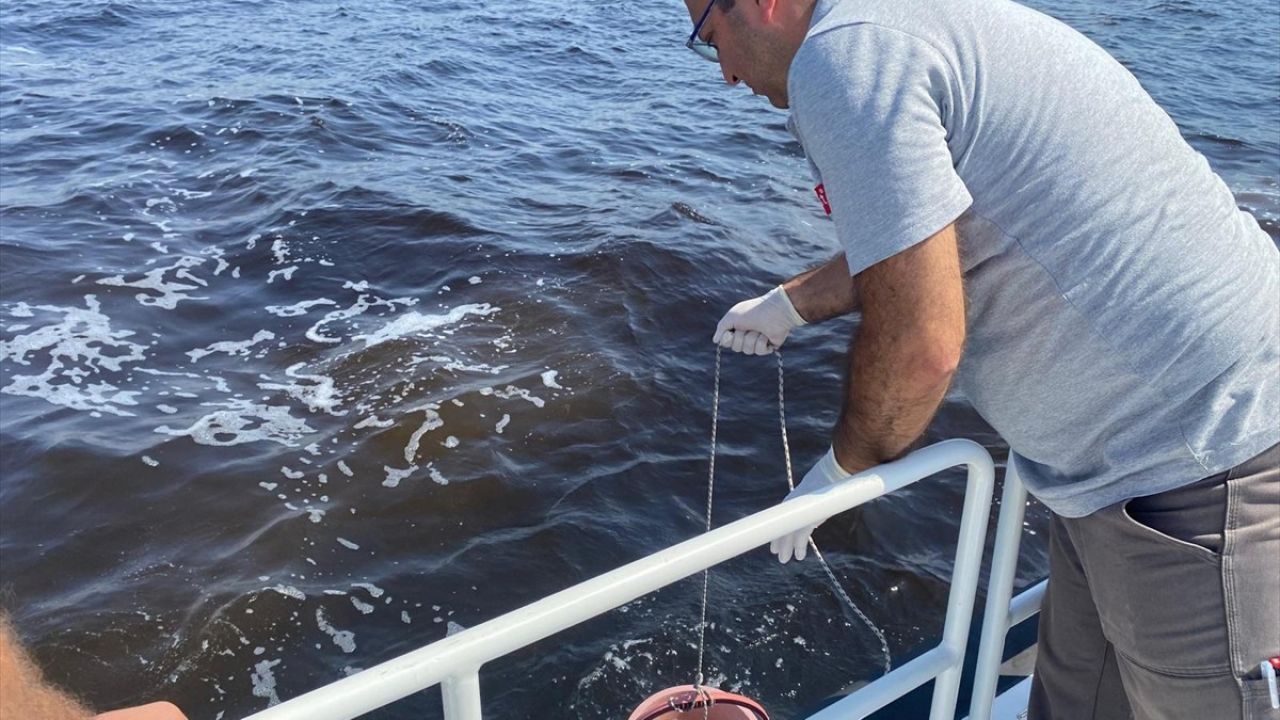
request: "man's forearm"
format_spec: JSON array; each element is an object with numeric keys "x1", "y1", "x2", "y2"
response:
[
  {"x1": 832, "y1": 319, "x2": 956, "y2": 471},
  {"x1": 782, "y1": 253, "x2": 859, "y2": 323},
  {"x1": 829, "y1": 226, "x2": 965, "y2": 473},
  {"x1": 0, "y1": 615, "x2": 92, "y2": 720}
]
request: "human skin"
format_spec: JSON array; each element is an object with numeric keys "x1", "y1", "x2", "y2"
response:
[
  {"x1": 0, "y1": 614, "x2": 93, "y2": 720},
  {"x1": 683, "y1": 0, "x2": 815, "y2": 108},
  {"x1": 682, "y1": 0, "x2": 967, "y2": 475},
  {"x1": 781, "y1": 252, "x2": 859, "y2": 322},
  {"x1": 0, "y1": 614, "x2": 187, "y2": 720}
]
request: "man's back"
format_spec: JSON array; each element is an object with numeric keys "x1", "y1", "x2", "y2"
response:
[{"x1": 788, "y1": 0, "x2": 1279, "y2": 515}]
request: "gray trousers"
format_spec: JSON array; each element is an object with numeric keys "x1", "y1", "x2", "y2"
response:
[{"x1": 1028, "y1": 442, "x2": 1280, "y2": 720}]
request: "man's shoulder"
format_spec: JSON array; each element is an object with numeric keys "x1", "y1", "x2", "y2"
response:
[{"x1": 787, "y1": 12, "x2": 952, "y2": 117}]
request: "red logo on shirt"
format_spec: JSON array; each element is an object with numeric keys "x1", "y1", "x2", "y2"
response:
[{"x1": 815, "y1": 184, "x2": 831, "y2": 215}]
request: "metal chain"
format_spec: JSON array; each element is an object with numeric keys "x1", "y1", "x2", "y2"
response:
[{"x1": 694, "y1": 346, "x2": 891, "y2": 696}]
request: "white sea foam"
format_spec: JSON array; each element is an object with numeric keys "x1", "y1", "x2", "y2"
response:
[
  {"x1": 304, "y1": 293, "x2": 413, "y2": 345},
  {"x1": 336, "y1": 460, "x2": 354, "y2": 477},
  {"x1": 336, "y1": 537, "x2": 360, "y2": 550},
  {"x1": 134, "y1": 367, "x2": 232, "y2": 394},
  {"x1": 494, "y1": 414, "x2": 511, "y2": 434},
  {"x1": 155, "y1": 399, "x2": 314, "y2": 447},
  {"x1": 258, "y1": 363, "x2": 345, "y2": 415},
  {"x1": 354, "y1": 304, "x2": 498, "y2": 349},
  {"x1": 419, "y1": 355, "x2": 507, "y2": 375},
  {"x1": 186, "y1": 330, "x2": 275, "y2": 363},
  {"x1": 427, "y1": 465, "x2": 449, "y2": 486},
  {"x1": 350, "y1": 597, "x2": 374, "y2": 615},
  {"x1": 97, "y1": 256, "x2": 208, "y2": 309},
  {"x1": 250, "y1": 659, "x2": 282, "y2": 705},
  {"x1": 266, "y1": 299, "x2": 338, "y2": 318},
  {"x1": 268, "y1": 585, "x2": 306, "y2": 601},
  {"x1": 266, "y1": 266, "x2": 297, "y2": 284},
  {"x1": 315, "y1": 608, "x2": 355, "y2": 653},
  {"x1": 494, "y1": 386, "x2": 545, "y2": 408},
  {"x1": 0, "y1": 296, "x2": 147, "y2": 416},
  {"x1": 271, "y1": 237, "x2": 290, "y2": 265},
  {"x1": 382, "y1": 465, "x2": 415, "y2": 488},
  {"x1": 142, "y1": 455, "x2": 159, "y2": 467},
  {"x1": 351, "y1": 582, "x2": 384, "y2": 597},
  {"x1": 403, "y1": 407, "x2": 443, "y2": 462},
  {"x1": 540, "y1": 370, "x2": 563, "y2": 389}
]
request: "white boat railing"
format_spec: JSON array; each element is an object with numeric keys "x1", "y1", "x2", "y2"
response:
[
  {"x1": 244, "y1": 438, "x2": 1033, "y2": 720},
  {"x1": 967, "y1": 454, "x2": 1046, "y2": 720}
]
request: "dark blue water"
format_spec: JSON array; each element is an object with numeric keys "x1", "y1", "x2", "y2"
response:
[{"x1": 1, "y1": 1, "x2": 1275, "y2": 718}]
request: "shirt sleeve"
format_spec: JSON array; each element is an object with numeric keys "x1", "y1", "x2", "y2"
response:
[{"x1": 789, "y1": 24, "x2": 972, "y2": 276}]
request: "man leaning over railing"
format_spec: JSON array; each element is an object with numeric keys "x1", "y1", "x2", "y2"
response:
[{"x1": 677, "y1": 0, "x2": 1280, "y2": 717}]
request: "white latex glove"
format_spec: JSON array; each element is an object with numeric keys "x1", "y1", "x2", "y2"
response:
[
  {"x1": 770, "y1": 447, "x2": 855, "y2": 563},
  {"x1": 712, "y1": 285, "x2": 806, "y2": 356}
]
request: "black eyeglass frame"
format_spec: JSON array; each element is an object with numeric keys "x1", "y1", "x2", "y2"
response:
[{"x1": 685, "y1": 0, "x2": 719, "y2": 62}]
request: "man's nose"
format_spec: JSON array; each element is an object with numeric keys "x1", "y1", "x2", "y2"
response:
[{"x1": 721, "y1": 65, "x2": 740, "y2": 86}]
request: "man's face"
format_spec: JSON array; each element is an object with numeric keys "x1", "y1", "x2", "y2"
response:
[{"x1": 684, "y1": 0, "x2": 795, "y2": 109}]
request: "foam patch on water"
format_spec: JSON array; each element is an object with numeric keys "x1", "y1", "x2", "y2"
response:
[
  {"x1": 354, "y1": 303, "x2": 498, "y2": 349},
  {"x1": 419, "y1": 355, "x2": 508, "y2": 375},
  {"x1": 427, "y1": 465, "x2": 448, "y2": 486},
  {"x1": 97, "y1": 256, "x2": 209, "y2": 309},
  {"x1": 267, "y1": 266, "x2": 297, "y2": 284},
  {"x1": 315, "y1": 608, "x2": 355, "y2": 653},
  {"x1": 493, "y1": 385, "x2": 545, "y2": 408},
  {"x1": 268, "y1": 585, "x2": 306, "y2": 601},
  {"x1": 186, "y1": 330, "x2": 275, "y2": 362},
  {"x1": 382, "y1": 465, "x2": 415, "y2": 488},
  {"x1": 351, "y1": 582, "x2": 384, "y2": 597},
  {"x1": 155, "y1": 399, "x2": 314, "y2": 446},
  {"x1": 304, "y1": 291, "x2": 415, "y2": 345},
  {"x1": 353, "y1": 415, "x2": 394, "y2": 429},
  {"x1": 0, "y1": 296, "x2": 147, "y2": 416},
  {"x1": 266, "y1": 298, "x2": 339, "y2": 317},
  {"x1": 258, "y1": 363, "x2": 346, "y2": 415},
  {"x1": 403, "y1": 407, "x2": 443, "y2": 462},
  {"x1": 541, "y1": 370, "x2": 563, "y2": 389},
  {"x1": 250, "y1": 659, "x2": 282, "y2": 705}
]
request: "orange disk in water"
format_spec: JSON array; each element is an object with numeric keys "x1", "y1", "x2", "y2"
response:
[{"x1": 628, "y1": 685, "x2": 769, "y2": 720}]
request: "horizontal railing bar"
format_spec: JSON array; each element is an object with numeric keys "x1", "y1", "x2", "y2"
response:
[
  {"x1": 245, "y1": 440, "x2": 991, "y2": 720},
  {"x1": 804, "y1": 645, "x2": 962, "y2": 720},
  {"x1": 1008, "y1": 580, "x2": 1047, "y2": 627}
]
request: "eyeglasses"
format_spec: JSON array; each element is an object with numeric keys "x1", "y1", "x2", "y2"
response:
[{"x1": 685, "y1": 0, "x2": 719, "y2": 63}]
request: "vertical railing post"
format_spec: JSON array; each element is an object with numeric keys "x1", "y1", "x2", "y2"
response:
[
  {"x1": 441, "y1": 671, "x2": 482, "y2": 720},
  {"x1": 968, "y1": 454, "x2": 1029, "y2": 720},
  {"x1": 928, "y1": 453, "x2": 997, "y2": 719}
]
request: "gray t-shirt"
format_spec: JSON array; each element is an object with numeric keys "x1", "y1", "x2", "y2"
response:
[{"x1": 787, "y1": 0, "x2": 1279, "y2": 517}]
